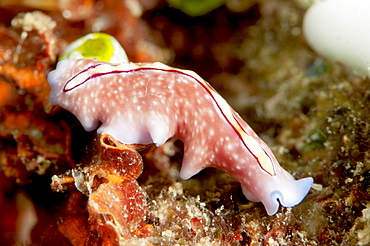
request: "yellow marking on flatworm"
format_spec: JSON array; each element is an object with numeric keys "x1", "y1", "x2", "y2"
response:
[{"x1": 193, "y1": 74, "x2": 276, "y2": 176}]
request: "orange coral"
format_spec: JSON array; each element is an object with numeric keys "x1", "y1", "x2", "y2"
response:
[
  {"x1": 52, "y1": 134, "x2": 150, "y2": 243},
  {"x1": 0, "y1": 81, "x2": 14, "y2": 108},
  {"x1": 0, "y1": 65, "x2": 50, "y2": 99}
]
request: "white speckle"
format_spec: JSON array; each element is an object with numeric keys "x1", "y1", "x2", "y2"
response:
[
  {"x1": 200, "y1": 138, "x2": 206, "y2": 146},
  {"x1": 227, "y1": 144, "x2": 233, "y2": 150}
]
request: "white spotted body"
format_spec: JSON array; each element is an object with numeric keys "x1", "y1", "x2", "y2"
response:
[{"x1": 48, "y1": 58, "x2": 313, "y2": 215}]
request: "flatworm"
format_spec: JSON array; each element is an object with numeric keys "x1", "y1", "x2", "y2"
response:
[{"x1": 48, "y1": 58, "x2": 313, "y2": 215}]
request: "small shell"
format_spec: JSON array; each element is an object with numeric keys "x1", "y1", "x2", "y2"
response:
[{"x1": 59, "y1": 33, "x2": 128, "y2": 64}]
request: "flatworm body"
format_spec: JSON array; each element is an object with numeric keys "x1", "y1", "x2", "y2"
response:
[{"x1": 48, "y1": 59, "x2": 313, "y2": 215}]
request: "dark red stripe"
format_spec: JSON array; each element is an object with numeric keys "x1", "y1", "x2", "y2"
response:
[
  {"x1": 64, "y1": 63, "x2": 103, "y2": 92},
  {"x1": 231, "y1": 113, "x2": 275, "y2": 175}
]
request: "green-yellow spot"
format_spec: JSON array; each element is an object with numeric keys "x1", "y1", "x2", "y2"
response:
[
  {"x1": 167, "y1": 0, "x2": 224, "y2": 16},
  {"x1": 75, "y1": 34, "x2": 114, "y2": 62}
]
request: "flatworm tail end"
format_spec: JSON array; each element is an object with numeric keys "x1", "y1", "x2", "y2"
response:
[
  {"x1": 48, "y1": 59, "x2": 72, "y2": 87},
  {"x1": 48, "y1": 59, "x2": 74, "y2": 105},
  {"x1": 267, "y1": 177, "x2": 313, "y2": 215}
]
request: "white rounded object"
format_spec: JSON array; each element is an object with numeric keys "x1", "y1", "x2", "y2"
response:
[
  {"x1": 303, "y1": 0, "x2": 370, "y2": 76},
  {"x1": 59, "y1": 33, "x2": 129, "y2": 64}
]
